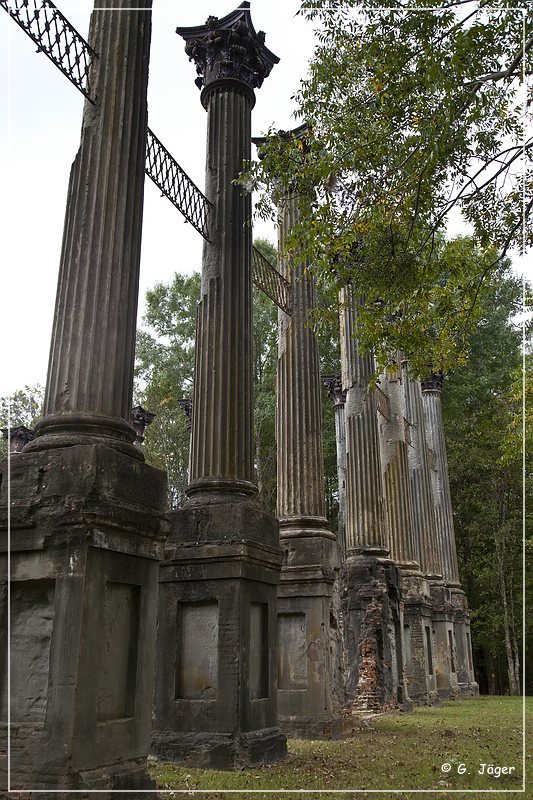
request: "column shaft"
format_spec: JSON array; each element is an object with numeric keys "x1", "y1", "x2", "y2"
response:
[
  {"x1": 340, "y1": 292, "x2": 388, "y2": 554},
  {"x1": 401, "y1": 363, "x2": 442, "y2": 579},
  {"x1": 189, "y1": 85, "x2": 254, "y2": 494},
  {"x1": 377, "y1": 371, "x2": 419, "y2": 567},
  {"x1": 30, "y1": 1, "x2": 151, "y2": 455},
  {"x1": 422, "y1": 385, "x2": 460, "y2": 585},
  {"x1": 276, "y1": 194, "x2": 330, "y2": 534}
]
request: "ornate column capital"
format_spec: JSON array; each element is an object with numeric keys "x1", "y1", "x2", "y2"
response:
[
  {"x1": 177, "y1": 2, "x2": 279, "y2": 106},
  {"x1": 131, "y1": 405, "x2": 156, "y2": 444},
  {"x1": 1, "y1": 425, "x2": 35, "y2": 453},
  {"x1": 323, "y1": 374, "x2": 346, "y2": 408},
  {"x1": 421, "y1": 371, "x2": 445, "y2": 393}
]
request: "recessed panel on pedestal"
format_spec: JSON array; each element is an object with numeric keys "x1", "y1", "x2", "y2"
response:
[
  {"x1": 96, "y1": 581, "x2": 140, "y2": 722},
  {"x1": 176, "y1": 600, "x2": 218, "y2": 700},
  {"x1": 278, "y1": 612, "x2": 307, "y2": 690},
  {"x1": 250, "y1": 602, "x2": 269, "y2": 699},
  {"x1": 1, "y1": 580, "x2": 55, "y2": 722}
]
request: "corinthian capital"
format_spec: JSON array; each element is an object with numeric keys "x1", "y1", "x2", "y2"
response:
[{"x1": 177, "y1": 2, "x2": 279, "y2": 94}]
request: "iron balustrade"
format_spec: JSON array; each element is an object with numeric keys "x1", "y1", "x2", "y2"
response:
[{"x1": 1, "y1": 0, "x2": 96, "y2": 99}]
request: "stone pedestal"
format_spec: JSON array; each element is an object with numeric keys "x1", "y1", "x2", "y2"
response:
[
  {"x1": 277, "y1": 537, "x2": 343, "y2": 739},
  {"x1": 401, "y1": 571, "x2": 439, "y2": 704},
  {"x1": 430, "y1": 584, "x2": 460, "y2": 700},
  {"x1": 451, "y1": 589, "x2": 479, "y2": 696},
  {"x1": 152, "y1": 496, "x2": 286, "y2": 769},
  {"x1": 341, "y1": 556, "x2": 406, "y2": 710},
  {"x1": 152, "y1": 7, "x2": 286, "y2": 769},
  {"x1": 0, "y1": 446, "x2": 167, "y2": 790}
]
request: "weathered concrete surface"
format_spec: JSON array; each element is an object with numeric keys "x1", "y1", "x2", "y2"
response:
[
  {"x1": 0, "y1": 445, "x2": 167, "y2": 791},
  {"x1": 152, "y1": 497, "x2": 287, "y2": 769}
]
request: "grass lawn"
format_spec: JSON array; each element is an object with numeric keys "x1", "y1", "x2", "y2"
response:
[{"x1": 150, "y1": 696, "x2": 530, "y2": 798}]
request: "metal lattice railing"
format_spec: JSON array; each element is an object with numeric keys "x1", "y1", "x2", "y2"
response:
[
  {"x1": 252, "y1": 246, "x2": 292, "y2": 315},
  {"x1": 145, "y1": 128, "x2": 211, "y2": 241},
  {"x1": 2, "y1": 0, "x2": 293, "y2": 311},
  {"x1": 1, "y1": 0, "x2": 96, "y2": 99}
]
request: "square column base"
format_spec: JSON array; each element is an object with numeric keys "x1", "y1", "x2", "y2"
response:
[
  {"x1": 450, "y1": 588, "x2": 479, "y2": 696},
  {"x1": 152, "y1": 497, "x2": 287, "y2": 770},
  {"x1": 277, "y1": 535, "x2": 343, "y2": 739},
  {"x1": 342, "y1": 555, "x2": 409, "y2": 711},
  {"x1": 0, "y1": 445, "x2": 168, "y2": 791},
  {"x1": 400, "y1": 572, "x2": 439, "y2": 705},
  {"x1": 430, "y1": 584, "x2": 461, "y2": 700}
]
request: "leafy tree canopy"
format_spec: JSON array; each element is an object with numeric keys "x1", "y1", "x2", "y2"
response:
[{"x1": 245, "y1": 0, "x2": 531, "y2": 375}]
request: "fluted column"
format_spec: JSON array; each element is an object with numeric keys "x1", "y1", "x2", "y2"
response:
[
  {"x1": 377, "y1": 368, "x2": 419, "y2": 569},
  {"x1": 188, "y1": 83, "x2": 255, "y2": 496},
  {"x1": 421, "y1": 374, "x2": 460, "y2": 586},
  {"x1": 28, "y1": 1, "x2": 152, "y2": 458},
  {"x1": 324, "y1": 375, "x2": 347, "y2": 554},
  {"x1": 340, "y1": 291, "x2": 388, "y2": 555},
  {"x1": 276, "y1": 194, "x2": 333, "y2": 538},
  {"x1": 401, "y1": 361, "x2": 441, "y2": 580}
]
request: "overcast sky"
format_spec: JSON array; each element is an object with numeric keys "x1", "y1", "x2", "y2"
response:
[{"x1": 1, "y1": 1, "x2": 529, "y2": 398}]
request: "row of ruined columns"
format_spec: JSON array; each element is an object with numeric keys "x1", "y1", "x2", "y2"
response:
[{"x1": 0, "y1": 1, "x2": 477, "y2": 792}]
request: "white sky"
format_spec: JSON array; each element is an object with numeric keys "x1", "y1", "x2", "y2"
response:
[{"x1": 0, "y1": 1, "x2": 530, "y2": 397}]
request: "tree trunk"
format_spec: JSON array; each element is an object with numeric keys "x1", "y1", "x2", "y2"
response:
[{"x1": 497, "y1": 558, "x2": 521, "y2": 695}]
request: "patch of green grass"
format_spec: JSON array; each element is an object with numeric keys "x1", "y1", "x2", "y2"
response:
[{"x1": 150, "y1": 696, "x2": 530, "y2": 798}]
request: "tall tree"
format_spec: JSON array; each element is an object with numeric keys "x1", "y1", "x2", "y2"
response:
[
  {"x1": 244, "y1": 0, "x2": 531, "y2": 374},
  {"x1": 442, "y1": 268, "x2": 528, "y2": 694}
]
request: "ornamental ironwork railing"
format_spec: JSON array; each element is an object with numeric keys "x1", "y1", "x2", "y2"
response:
[
  {"x1": 1, "y1": 0, "x2": 96, "y2": 99},
  {"x1": 146, "y1": 128, "x2": 211, "y2": 240},
  {"x1": 252, "y1": 246, "x2": 292, "y2": 315}
]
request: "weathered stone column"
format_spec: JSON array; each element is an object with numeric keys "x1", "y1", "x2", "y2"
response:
[
  {"x1": 0, "y1": 2, "x2": 169, "y2": 791},
  {"x1": 422, "y1": 373, "x2": 478, "y2": 697},
  {"x1": 152, "y1": 5, "x2": 287, "y2": 769},
  {"x1": 274, "y1": 190, "x2": 343, "y2": 739},
  {"x1": 400, "y1": 362, "x2": 441, "y2": 582},
  {"x1": 27, "y1": 1, "x2": 151, "y2": 459},
  {"x1": 340, "y1": 292, "x2": 406, "y2": 711},
  {"x1": 323, "y1": 375, "x2": 347, "y2": 555},
  {"x1": 377, "y1": 367, "x2": 433, "y2": 704},
  {"x1": 400, "y1": 361, "x2": 442, "y2": 701}
]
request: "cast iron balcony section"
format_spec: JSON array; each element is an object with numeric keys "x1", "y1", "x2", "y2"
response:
[
  {"x1": 252, "y1": 247, "x2": 292, "y2": 314},
  {"x1": 145, "y1": 128, "x2": 211, "y2": 239},
  {"x1": 0, "y1": 0, "x2": 96, "y2": 99}
]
